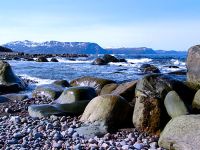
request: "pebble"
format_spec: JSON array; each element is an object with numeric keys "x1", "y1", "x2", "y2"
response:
[
  {"x1": 133, "y1": 142, "x2": 144, "y2": 149},
  {"x1": 67, "y1": 127, "x2": 74, "y2": 135}
]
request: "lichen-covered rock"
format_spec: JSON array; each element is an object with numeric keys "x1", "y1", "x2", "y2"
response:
[
  {"x1": 159, "y1": 115, "x2": 200, "y2": 150},
  {"x1": 28, "y1": 100, "x2": 90, "y2": 118},
  {"x1": 55, "y1": 86, "x2": 97, "y2": 104},
  {"x1": 80, "y1": 94, "x2": 133, "y2": 131},
  {"x1": 0, "y1": 61, "x2": 27, "y2": 94},
  {"x1": 187, "y1": 45, "x2": 200, "y2": 84},
  {"x1": 132, "y1": 74, "x2": 194, "y2": 134},
  {"x1": 111, "y1": 80, "x2": 137, "y2": 102},
  {"x1": 70, "y1": 76, "x2": 115, "y2": 94},
  {"x1": 164, "y1": 91, "x2": 189, "y2": 118}
]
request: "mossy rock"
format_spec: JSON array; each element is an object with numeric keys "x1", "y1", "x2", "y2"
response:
[
  {"x1": 164, "y1": 91, "x2": 189, "y2": 118},
  {"x1": 28, "y1": 100, "x2": 90, "y2": 118},
  {"x1": 32, "y1": 84, "x2": 65, "y2": 100},
  {"x1": 0, "y1": 61, "x2": 27, "y2": 94},
  {"x1": 70, "y1": 76, "x2": 116, "y2": 94},
  {"x1": 55, "y1": 86, "x2": 97, "y2": 104}
]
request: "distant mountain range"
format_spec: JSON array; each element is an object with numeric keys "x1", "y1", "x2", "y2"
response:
[
  {"x1": 2, "y1": 40, "x2": 187, "y2": 55},
  {"x1": 0, "y1": 46, "x2": 13, "y2": 52}
]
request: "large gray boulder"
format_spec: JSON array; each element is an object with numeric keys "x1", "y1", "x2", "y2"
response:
[
  {"x1": 164, "y1": 91, "x2": 189, "y2": 118},
  {"x1": 70, "y1": 76, "x2": 116, "y2": 94},
  {"x1": 159, "y1": 115, "x2": 200, "y2": 150},
  {"x1": 187, "y1": 45, "x2": 200, "y2": 84},
  {"x1": 0, "y1": 61, "x2": 27, "y2": 94},
  {"x1": 55, "y1": 86, "x2": 97, "y2": 104},
  {"x1": 80, "y1": 94, "x2": 133, "y2": 131},
  {"x1": 132, "y1": 74, "x2": 194, "y2": 134}
]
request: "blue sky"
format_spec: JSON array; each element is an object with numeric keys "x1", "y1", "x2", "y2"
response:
[{"x1": 0, "y1": 0, "x2": 200, "y2": 50}]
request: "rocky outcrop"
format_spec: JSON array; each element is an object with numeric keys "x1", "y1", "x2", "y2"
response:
[
  {"x1": 50, "y1": 58, "x2": 59, "y2": 62},
  {"x1": 92, "y1": 58, "x2": 107, "y2": 65},
  {"x1": 132, "y1": 74, "x2": 195, "y2": 134},
  {"x1": 164, "y1": 91, "x2": 189, "y2": 118},
  {"x1": 140, "y1": 64, "x2": 160, "y2": 74},
  {"x1": 187, "y1": 45, "x2": 200, "y2": 84},
  {"x1": 0, "y1": 61, "x2": 27, "y2": 94},
  {"x1": 159, "y1": 115, "x2": 200, "y2": 150},
  {"x1": 36, "y1": 56, "x2": 48, "y2": 62},
  {"x1": 102, "y1": 54, "x2": 120, "y2": 63},
  {"x1": 80, "y1": 94, "x2": 133, "y2": 131},
  {"x1": 70, "y1": 76, "x2": 116, "y2": 94},
  {"x1": 55, "y1": 86, "x2": 97, "y2": 104}
]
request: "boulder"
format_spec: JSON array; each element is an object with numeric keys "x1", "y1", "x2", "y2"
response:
[
  {"x1": 28, "y1": 100, "x2": 90, "y2": 118},
  {"x1": 55, "y1": 86, "x2": 97, "y2": 104},
  {"x1": 80, "y1": 94, "x2": 133, "y2": 131},
  {"x1": 52, "y1": 80, "x2": 70, "y2": 87},
  {"x1": 50, "y1": 58, "x2": 59, "y2": 62},
  {"x1": 100, "y1": 83, "x2": 118, "y2": 95},
  {"x1": 92, "y1": 58, "x2": 107, "y2": 65},
  {"x1": 158, "y1": 115, "x2": 200, "y2": 150},
  {"x1": 132, "y1": 74, "x2": 195, "y2": 134},
  {"x1": 70, "y1": 76, "x2": 116, "y2": 94},
  {"x1": 164, "y1": 91, "x2": 189, "y2": 118},
  {"x1": 187, "y1": 45, "x2": 200, "y2": 84},
  {"x1": 102, "y1": 54, "x2": 119, "y2": 63},
  {"x1": 140, "y1": 64, "x2": 160, "y2": 74},
  {"x1": 0, "y1": 61, "x2": 27, "y2": 94},
  {"x1": 32, "y1": 84, "x2": 65, "y2": 100},
  {"x1": 111, "y1": 80, "x2": 137, "y2": 102},
  {"x1": 36, "y1": 56, "x2": 48, "y2": 62}
]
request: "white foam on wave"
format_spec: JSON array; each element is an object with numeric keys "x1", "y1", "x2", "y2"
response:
[
  {"x1": 170, "y1": 59, "x2": 186, "y2": 66},
  {"x1": 19, "y1": 74, "x2": 55, "y2": 85},
  {"x1": 126, "y1": 58, "x2": 152, "y2": 64},
  {"x1": 56, "y1": 58, "x2": 93, "y2": 63}
]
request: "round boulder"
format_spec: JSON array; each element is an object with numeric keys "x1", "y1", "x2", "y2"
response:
[
  {"x1": 55, "y1": 86, "x2": 97, "y2": 104},
  {"x1": 80, "y1": 94, "x2": 133, "y2": 131},
  {"x1": 92, "y1": 58, "x2": 107, "y2": 65},
  {"x1": 50, "y1": 58, "x2": 59, "y2": 62},
  {"x1": 164, "y1": 91, "x2": 189, "y2": 118},
  {"x1": 36, "y1": 56, "x2": 48, "y2": 62},
  {"x1": 102, "y1": 54, "x2": 119, "y2": 63}
]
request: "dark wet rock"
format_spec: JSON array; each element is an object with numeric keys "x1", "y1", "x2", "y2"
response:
[
  {"x1": 187, "y1": 45, "x2": 200, "y2": 84},
  {"x1": 92, "y1": 58, "x2": 107, "y2": 65},
  {"x1": 0, "y1": 96, "x2": 10, "y2": 103},
  {"x1": 80, "y1": 94, "x2": 133, "y2": 131},
  {"x1": 111, "y1": 80, "x2": 137, "y2": 102},
  {"x1": 159, "y1": 115, "x2": 200, "y2": 150},
  {"x1": 52, "y1": 80, "x2": 70, "y2": 87},
  {"x1": 133, "y1": 74, "x2": 195, "y2": 134},
  {"x1": 32, "y1": 84, "x2": 65, "y2": 100},
  {"x1": 100, "y1": 83, "x2": 118, "y2": 95},
  {"x1": 140, "y1": 64, "x2": 160, "y2": 74},
  {"x1": 36, "y1": 56, "x2": 48, "y2": 62},
  {"x1": 164, "y1": 65, "x2": 179, "y2": 68},
  {"x1": 102, "y1": 54, "x2": 119, "y2": 63},
  {"x1": 0, "y1": 61, "x2": 27, "y2": 94},
  {"x1": 28, "y1": 100, "x2": 90, "y2": 118},
  {"x1": 55, "y1": 86, "x2": 97, "y2": 104},
  {"x1": 70, "y1": 76, "x2": 116, "y2": 94},
  {"x1": 167, "y1": 70, "x2": 187, "y2": 75},
  {"x1": 119, "y1": 58, "x2": 127, "y2": 62},
  {"x1": 164, "y1": 91, "x2": 189, "y2": 118},
  {"x1": 50, "y1": 58, "x2": 59, "y2": 62}
]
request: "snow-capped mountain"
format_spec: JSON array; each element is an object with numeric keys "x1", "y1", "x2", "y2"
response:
[{"x1": 3, "y1": 40, "x2": 108, "y2": 54}]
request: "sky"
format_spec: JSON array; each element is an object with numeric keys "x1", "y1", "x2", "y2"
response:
[{"x1": 0, "y1": 0, "x2": 200, "y2": 51}]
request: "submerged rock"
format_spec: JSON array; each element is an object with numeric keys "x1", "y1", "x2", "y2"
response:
[
  {"x1": 92, "y1": 58, "x2": 107, "y2": 65},
  {"x1": 0, "y1": 61, "x2": 27, "y2": 94},
  {"x1": 36, "y1": 56, "x2": 48, "y2": 62}
]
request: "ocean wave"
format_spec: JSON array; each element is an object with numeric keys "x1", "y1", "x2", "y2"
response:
[
  {"x1": 126, "y1": 58, "x2": 152, "y2": 64},
  {"x1": 170, "y1": 59, "x2": 186, "y2": 66},
  {"x1": 56, "y1": 58, "x2": 93, "y2": 63}
]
